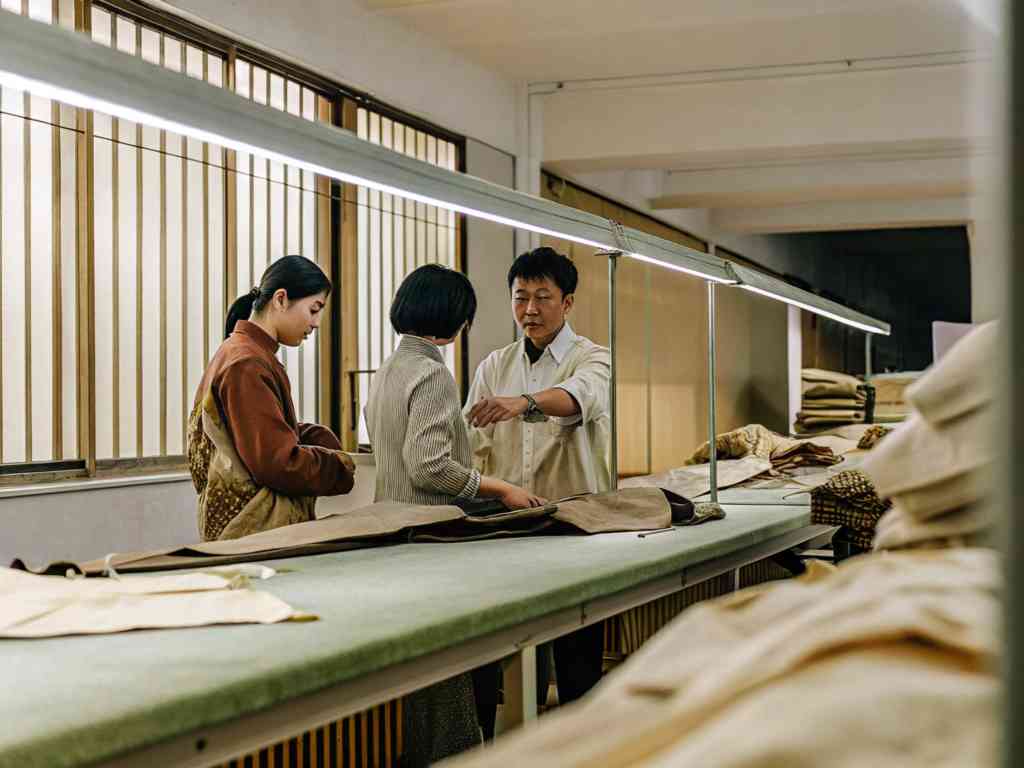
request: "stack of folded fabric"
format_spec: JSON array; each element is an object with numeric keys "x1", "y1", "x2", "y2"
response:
[
  {"x1": 862, "y1": 323, "x2": 996, "y2": 550},
  {"x1": 867, "y1": 372, "x2": 920, "y2": 424},
  {"x1": 796, "y1": 368, "x2": 866, "y2": 434},
  {"x1": 685, "y1": 424, "x2": 846, "y2": 474}
]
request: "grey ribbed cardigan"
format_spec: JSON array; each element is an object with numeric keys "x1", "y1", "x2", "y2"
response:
[{"x1": 366, "y1": 335, "x2": 482, "y2": 504}]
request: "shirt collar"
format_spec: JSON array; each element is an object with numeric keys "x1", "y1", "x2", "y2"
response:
[
  {"x1": 522, "y1": 322, "x2": 577, "y2": 365},
  {"x1": 233, "y1": 320, "x2": 280, "y2": 357},
  {"x1": 399, "y1": 334, "x2": 445, "y2": 363}
]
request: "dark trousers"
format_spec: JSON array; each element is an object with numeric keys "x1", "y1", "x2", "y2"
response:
[
  {"x1": 536, "y1": 621, "x2": 605, "y2": 707},
  {"x1": 470, "y1": 662, "x2": 501, "y2": 741}
]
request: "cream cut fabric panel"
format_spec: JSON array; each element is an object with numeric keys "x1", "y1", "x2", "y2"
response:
[
  {"x1": 0, "y1": 565, "x2": 310, "y2": 638},
  {"x1": 905, "y1": 321, "x2": 997, "y2": 426}
]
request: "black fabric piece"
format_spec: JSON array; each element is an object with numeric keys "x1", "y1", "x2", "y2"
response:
[
  {"x1": 452, "y1": 497, "x2": 510, "y2": 518},
  {"x1": 661, "y1": 489, "x2": 696, "y2": 525}
]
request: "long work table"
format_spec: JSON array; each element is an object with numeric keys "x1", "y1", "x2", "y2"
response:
[{"x1": 1, "y1": 503, "x2": 830, "y2": 768}]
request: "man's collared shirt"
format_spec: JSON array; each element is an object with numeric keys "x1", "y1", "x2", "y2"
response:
[{"x1": 465, "y1": 323, "x2": 611, "y2": 500}]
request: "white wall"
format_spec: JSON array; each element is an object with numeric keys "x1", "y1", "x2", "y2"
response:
[
  {"x1": 156, "y1": 0, "x2": 519, "y2": 155},
  {"x1": 1, "y1": 479, "x2": 198, "y2": 570},
  {"x1": 4, "y1": 459, "x2": 380, "y2": 570},
  {"x1": 464, "y1": 139, "x2": 518, "y2": 380}
]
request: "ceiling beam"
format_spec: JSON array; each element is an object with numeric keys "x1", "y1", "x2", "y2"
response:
[
  {"x1": 651, "y1": 155, "x2": 973, "y2": 210},
  {"x1": 543, "y1": 62, "x2": 980, "y2": 173},
  {"x1": 710, "y1": 197, "x2": 972, "y2": 234}
]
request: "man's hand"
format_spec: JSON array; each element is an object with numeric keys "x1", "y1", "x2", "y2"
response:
[{"x1": 468, "y1": 396, "x2": 529, "y2": 428}]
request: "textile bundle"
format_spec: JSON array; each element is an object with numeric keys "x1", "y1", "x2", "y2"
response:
[
  {"x1": 866, "y1": 371, "x2": 919, "y2": 424},
  {"x1": 862, "y1": 322, "x2": 996, "y2": 550},
  {"x1": 810, "y1": 470, "x2": 892, "y2": 550},
  {"x1": 685, "y1": 424, "x2": 847, "y2": 474},
  {"x1": 444, "y1": 548, "x2": 1000, "y2": 768},
  {"x1": 795, "y1": 368, "x2": 866, "y2": 434}
]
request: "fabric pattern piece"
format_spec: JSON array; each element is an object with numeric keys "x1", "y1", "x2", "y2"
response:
[{"x1": 0, "y1": 566, "x2": 310, "y2": 638}]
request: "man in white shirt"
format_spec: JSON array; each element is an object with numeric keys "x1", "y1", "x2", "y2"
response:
[{"x1": 466, "y1": 246, "x2": 611, "y2": 706}]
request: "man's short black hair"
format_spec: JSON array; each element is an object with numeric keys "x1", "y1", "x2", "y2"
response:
[
  {"x1": 507, "y1": 247, "x2": 578, "y2": 297},
  {"x1": 390, "y1": 264, "x2": 477, "y2": 338}
]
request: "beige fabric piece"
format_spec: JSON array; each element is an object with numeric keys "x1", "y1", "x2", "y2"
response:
[
  {"x1": 873, "y1": 503, "x2": 991, "y2": 551},
  {"x1": 800, "y1": 398, "x2": 864, "y2": 409},
  {"x1": 868, "y1": 372, "x2": 920, "y2": 404},
  {"x1": 0, "y1": 566, "x2": 309, "y2": 638},
  {"x1": 444, "y1": 548, "x2": 1000, "y2": 768},
  {"x1": 906, "y1": 321, "x2": 997, "y2": 426},
  {"x1": 861, "y1": 410, "x2": 994, "y2": 519},
  {"x1": 801, "y1": 368, "x2": 863, "y2": 399},
  {"x1": 554, "y1": 488, "x2": 670, "y2": 533},
  {"x1": 620, "y1": 457, "x2": 772, "y2": 500}
]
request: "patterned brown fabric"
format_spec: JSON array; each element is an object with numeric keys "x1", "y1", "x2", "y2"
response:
[
  {"x1": 811, "y1": 470, "x2": 892, "y2": 550},
  {"x1": 857, "y1": 425, "x2": 893, "y2": 450}
]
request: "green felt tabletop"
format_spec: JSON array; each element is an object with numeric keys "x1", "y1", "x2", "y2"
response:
[{"x1": 0, "y1": 504, "x2": 811, "y2": 768}]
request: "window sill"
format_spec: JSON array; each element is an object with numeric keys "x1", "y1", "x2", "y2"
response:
[{"x1": 0, "y1": 471, "x2": 192, "y2": 500}]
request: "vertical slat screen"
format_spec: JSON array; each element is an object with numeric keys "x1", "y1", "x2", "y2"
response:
[
  {"x1": 0, "y1": 0, "x2": 78, "y2": 464},
  {"x1": 233, "y1": 60, "x2": 330, "y2": 425},
  {"x1": 354, "y1": 108, "x2": 461, "y2": 444},
  {"x1": 89, "y1": 8, "x2": 225, "y2": 461}
]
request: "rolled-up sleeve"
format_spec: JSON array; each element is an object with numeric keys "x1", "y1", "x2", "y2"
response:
[
  {"x1": 464, "y1": 360, "x2": 496, "y2": 473},
  {"x1": 405, "y1": 366, "x2": 481, "y2": 498},
  {"x1": 554, "y1": 345, "x2": 611, "y2": 426},
  {"x1": 219, "y1": 360, "x2": 355, "y2": 497}
]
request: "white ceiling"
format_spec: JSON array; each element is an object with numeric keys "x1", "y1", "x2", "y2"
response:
[
  {"x1": 361, "y1": 0, "x2": 996, "y2": 235},
  {"x1": 362, "y1": 0, "x2": 983, "y2": 83}
]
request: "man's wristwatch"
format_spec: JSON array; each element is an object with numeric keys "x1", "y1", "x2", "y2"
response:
[{"x1": 520, "y1": 393, "x2": 547, "y2": 423}]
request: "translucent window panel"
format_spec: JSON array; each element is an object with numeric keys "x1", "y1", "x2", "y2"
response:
[
  {"x1": 87, "y1": 17, "x2": 226, "y2": 460},
  {"x1": 165, "y1": 130, "x2": 185, "y2": 455},
  {"x1": 1, "y1": 87, "x2": 28, "y2": 463},
  {"x1": 354, "y1": 111, "x2": 462, "y2": 443},
  {"x1": 0, "y1": 0, "x2": 80, "y2": 464},
  {"x1": 232, "y1": 63, "x2": 330, "y2": 424}
]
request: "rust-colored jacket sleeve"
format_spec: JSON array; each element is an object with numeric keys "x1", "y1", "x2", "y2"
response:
[
  {"x1": 218, "y1": 358, "x2": 354, "y2": 496},
  {"x1": 298, "y1": 422, "x2": 343, "y2": 450}
]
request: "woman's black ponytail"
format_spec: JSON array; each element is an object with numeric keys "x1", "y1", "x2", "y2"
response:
[{"x1": 224, "y1": 255, "x2": 332, "y2": 338}]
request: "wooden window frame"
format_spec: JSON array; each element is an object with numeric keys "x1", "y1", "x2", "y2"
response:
[{"x1": 1, "y1": 0, "x2": 468, "y2": 482}]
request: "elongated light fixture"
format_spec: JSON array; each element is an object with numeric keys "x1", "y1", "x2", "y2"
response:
[
  {"x1": 730, "y1": 264, "x2": 891, "y2": 335},
  {"x1": 0, "y1": 10, "x2": 736, "y2": 284}
]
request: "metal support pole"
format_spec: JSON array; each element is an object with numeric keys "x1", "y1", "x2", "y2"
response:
[
  {"x1": 608, "y1": 252, "x2": 619, "y2": 488},
  {"x1": 707, "y1": 281, "x2": 718, "y2": 503},
  {"x1": 696, "y1": 281, "x2": 725, "y2": 518},
  {"x1": 864, "y1": 333, "x2": 873, "y2": 378}
]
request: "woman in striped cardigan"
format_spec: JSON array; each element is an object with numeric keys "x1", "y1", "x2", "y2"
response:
[{"x1": 366, "y1": 264, "x2": 544, "y2": 766}]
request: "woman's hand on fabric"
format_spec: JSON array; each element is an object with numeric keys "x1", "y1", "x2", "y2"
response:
[
  {"x1": 468, "y1": 396, "x2": 528, "y2": 428},
  {"x1": 499, "y1": 483, "x2": 548, "y2": 510}
]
